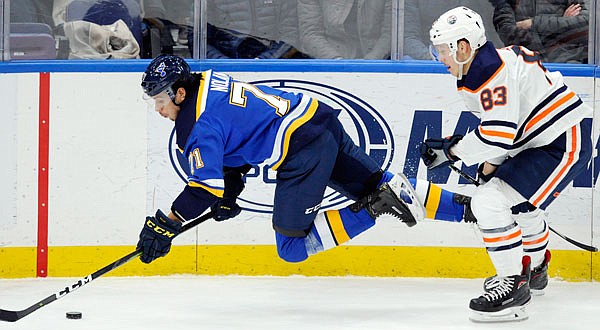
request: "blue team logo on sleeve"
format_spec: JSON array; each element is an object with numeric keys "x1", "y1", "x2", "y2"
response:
[{"x1": 169, "y1": 80, "x2": 394, "y2": 214}]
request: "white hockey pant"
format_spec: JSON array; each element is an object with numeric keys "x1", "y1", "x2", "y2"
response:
[{"x1": 470, "y1": 178, "x2": 548, "y2": 276}]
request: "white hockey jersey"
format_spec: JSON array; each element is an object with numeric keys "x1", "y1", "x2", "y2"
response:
[{"x1": 451, "y1": 42, "x2": 592, "y2": 166}]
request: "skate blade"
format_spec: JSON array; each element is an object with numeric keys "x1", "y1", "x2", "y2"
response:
[
  {"x1": 531, "y1": 289, "x2": 545, "y2": 296},
  {"x1": 469, "y1": 303, "x2": 530, "y2": 323}
]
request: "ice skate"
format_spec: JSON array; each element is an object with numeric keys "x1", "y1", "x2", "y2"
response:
[
  {"x1": 350, "y1": 174, "x2": 421, "y2": 226},
  {"x1": 484, "y1": 250, "x2": 551, "y2": 296},
  {"x1": 469, "y1": 256, "x2": 532, "y2": 323},
  {"x1": 385, "y1": 173, "x2": 425, "y2": 223},
  {"x1": 529, "y1": 249, "x2": 551, "y2": 295}
]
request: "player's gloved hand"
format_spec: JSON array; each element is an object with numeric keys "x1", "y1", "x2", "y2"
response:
[
  {"x1": 211, "y1": 198, "x2": 242, "y2": 221},
  {"x1": 419, "y1": 135, "x2": 463, "y2": 169},
  {"x1": 136, "y1": 209, "x2": 182, "y2": 264}
]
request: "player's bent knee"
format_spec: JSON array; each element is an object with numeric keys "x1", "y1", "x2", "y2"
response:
[
  {"x1": 470, "y1": 187, "x2": 512, "y2": 228},
  {"x1": 275, "y1": 233, "x2": 309, "y2": 263}
]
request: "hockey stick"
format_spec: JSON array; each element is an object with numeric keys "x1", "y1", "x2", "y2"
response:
[
  {"x1": 448, "y1": 164, "x2": 598, "y2": 252},
  {"x1": 0, "y1": 211, "x2": 214, "y2": 322}
]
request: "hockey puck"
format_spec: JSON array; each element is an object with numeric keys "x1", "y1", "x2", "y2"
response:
[{"x1": 66, "y1": 312, "x2": 82, "y2": 319}]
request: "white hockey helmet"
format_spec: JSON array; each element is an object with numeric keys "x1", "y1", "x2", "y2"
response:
[{"x1": 429, "y1": 6, "x2": 486, "y2": 63}]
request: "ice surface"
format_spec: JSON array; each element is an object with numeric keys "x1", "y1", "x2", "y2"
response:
[{"x1": 0, "y1": 275, "x2": 598, "y2": 330}]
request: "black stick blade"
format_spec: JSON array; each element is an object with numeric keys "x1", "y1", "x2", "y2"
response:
[{"x1": 0, "y1": 309, "x2": 20, "y2": 322}]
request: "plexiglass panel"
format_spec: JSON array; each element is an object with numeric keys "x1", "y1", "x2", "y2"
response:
[{"x1": 3, "y1": 0, "x2": 597, "y2": 64}]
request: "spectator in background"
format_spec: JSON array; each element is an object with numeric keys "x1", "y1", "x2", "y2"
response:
[
  {"x1": 52, "y1": 0, "x2": 143, "y2": 45},
  {"x1": 493, "y1": 0, "x2": 589, "y2": 63},
  {"x1": 143, "y1": 0, "x2": 192, "y2": 31},
  {"x1": 140, "y1": 0, "x2": 181, "y2": 57},
  {"x1": 52, "y1": 0, "x2": 142, "y2": 59},
  {"x1": 403, "y1": 0, "x2": 503, "y2": 60},
  {"x1": 297, "y1": 0, "x2": 391, "y2": 59},
  {"x1": 140, "y1": 0, "x2": 192, "y2": 48},
  {"x1": 52, "y1": 0, "x2": 189, "y2": 59},
  {"x1": 202, "y1": 0, "x2": 302, "y2": 59},
  {"x1": 157, "y1": 0, "x2": 193, "y2": 46}
]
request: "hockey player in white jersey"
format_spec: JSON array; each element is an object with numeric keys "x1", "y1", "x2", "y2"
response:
[{"x1": 421, "y1": 6, "x2": 593, "y2": 322}]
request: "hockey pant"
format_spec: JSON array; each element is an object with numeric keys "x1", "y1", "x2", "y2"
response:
[
  {"x1": 470, "y1": 178, "x2": 551, "y2": 276},
  {"x1": 276, "y1": 175, "x2": 467, "y2": 262},
  {"x1": 471, "y1": 120, "x2": 591, "y2": 276}
]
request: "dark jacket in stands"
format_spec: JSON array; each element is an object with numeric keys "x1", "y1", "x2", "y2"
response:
[
  {"x1": 493, "y1": 0, "x2": 589, "y2": 63},
  {"x1": 205, "y1": 0, "x2": 299, "y2": 59}
]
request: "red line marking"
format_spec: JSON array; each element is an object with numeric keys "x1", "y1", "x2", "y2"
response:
[{"x1": 37, "y1": 72, "x2": 50, "y2": 277}]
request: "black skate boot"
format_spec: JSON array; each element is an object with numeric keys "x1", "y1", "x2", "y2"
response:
[
  {"x1": 350, "y1": 175, "x2": 418, "y2": 227},
  {"x1": 484, "y1": 249, "x2": 551, "y2": 296},
  {"x1": 469, "y1": 256, "x2": 532, "y2": 323},
  {"x1": 529, "y1": 249, "x2": 551, "y2": 294}
]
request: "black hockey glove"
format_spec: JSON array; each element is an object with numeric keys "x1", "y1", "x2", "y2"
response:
[
  {"x1": 419, "y1": 135, "x2": 463, "y2": 169},
  {"x1": 136, "y1": 209, "x2": 182, "y2": 264},
  {"x1": 211, "y1": 198, "x2": 242, "y2": 221},
  {"x1": 210, "y1": 165, "x2": 250, "y2": 221}
]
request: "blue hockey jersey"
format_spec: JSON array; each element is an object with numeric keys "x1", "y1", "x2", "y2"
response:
[{"x1": 174, "y1": 70, "x2": 328, "y2": 199}]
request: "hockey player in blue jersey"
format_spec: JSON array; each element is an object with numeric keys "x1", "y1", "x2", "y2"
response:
[
  {"x1": 422, "y1": 6, "x2": 593, "y2": 322},
  {"x1": 135, "y1": 54, "x2": 474, "y2": 267}
]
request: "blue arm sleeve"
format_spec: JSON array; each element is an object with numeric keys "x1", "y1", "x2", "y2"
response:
[
  {"x1": 171, "y1": 185, "x2": 218, "y2": 221},
  {"x1": 222, "y1": 165, "x2": 252, "y2": 199}
]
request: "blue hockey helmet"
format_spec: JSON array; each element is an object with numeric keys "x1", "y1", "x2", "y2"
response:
[{"x1": 141, "y1": 54, "x2": 191, "y2": 98}]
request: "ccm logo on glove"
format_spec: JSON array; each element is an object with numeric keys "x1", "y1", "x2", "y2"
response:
[{"x1": 145, "y1": 218, "x2": 177, "y2": 238}]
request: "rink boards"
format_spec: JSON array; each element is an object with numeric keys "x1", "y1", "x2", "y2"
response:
[{"x1": 0, "y1": 61, "x2": 598, "y2": 280}]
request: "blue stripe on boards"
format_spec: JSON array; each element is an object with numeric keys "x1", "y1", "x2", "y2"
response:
[{"x1": 0, "y1": 59, "x2": 594, "y2": 76}]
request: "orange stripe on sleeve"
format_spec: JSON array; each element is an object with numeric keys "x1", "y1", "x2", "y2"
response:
[
  {"x1": 478, "y1": 127, "x2": 515, "y2": 140},
  {"x1": 525, "y1": 91, "x2": 575, "y2": 132}
]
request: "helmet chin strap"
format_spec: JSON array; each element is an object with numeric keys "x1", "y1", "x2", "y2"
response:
[
  {"x1": 452, "y1": 48, "x2": 475, "y2": 80},
  {"x1": 164, "y1": 86, "x2": 183, "y2": 106},
  {"x1": 457, "y1": 64, "x2": 464, "y2": 80}
]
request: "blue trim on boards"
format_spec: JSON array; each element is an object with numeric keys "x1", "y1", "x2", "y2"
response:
[{"x1": 0, "y1": 59, "x2": 595, "y2": 77}]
